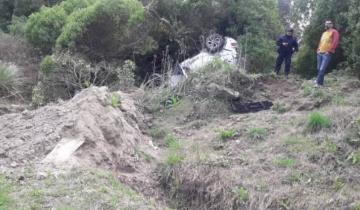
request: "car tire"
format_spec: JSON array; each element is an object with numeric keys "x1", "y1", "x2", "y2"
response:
[{"x1": 205, "y1": 33, "x2": 225, "y2": 54}]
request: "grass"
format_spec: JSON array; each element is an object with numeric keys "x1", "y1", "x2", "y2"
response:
[
  {"x1": 165, "y1": 95, "x2": 180, "y2": 108},
  {"x1": 57, "y1": 205, "x2": 76, "y2": 210},
  {"x1": 219, "y1": 129, "x2": 237, "y2": 140},
  {"x1": 283, "y1": 135, "x2": 318, "y2": 153},
  {"x1": 353, "y1": 203, "x2": 360, "y2": 210},
  {"x1": 165, "y1": 134, "x2": 181, "y2": 150},
  {"x1": 110, "y1": 93, "x2": 121, "y2": 108},
  {"x1": 149, "y1": 127, "x2": 169, "y2": 139},
  {"x1": 0, "y1": 169, "x2": 161, "y2": 209},
  {"x1": 165, "y1": 153, "x2": 185, "y2": 166},
  {"x1": 272, "y1": 102, "x2": 290, "y2": 113},
  {"x1": 283, "y1": 136, "x2": 303, "y2": 146},
  {"x1": 322, "y1": 140, "x2": 338, "y2": 153},
  {"x1": 164, "y1": 133, "x2": 184, "y2": 166},
  {"x1": 246, "y1": 127, "x2": 267, "y2": 140},
  {"x1": 286, "y1": 172, "x2": 302, "y2": 184},
  {"x1": 303, "y1": 84, "x2": 313, "y2": 96},
  {"x1": 29, "y1": 189, "x2": 43, "y2": 198},
  {"x1": 302, "y1": 83, "x2": 330, "y2": 100},
  {"x1": 331, "y1": 94, "x2": 346, "y2": 105},
  {"x1": 134, "y1": 149, "x2": 154, "y2": 163},
  {"x1": 233, "y1": 187, "x2": 249, "y2": 202},
  {"x1": 333, "y1": 178, "x2": 345, "y2": 191},
  {"x1": 0, "y1": 176, "x2": 13, "y2": 209},
  {"x1": 274, "y1": 158, "x2": 296, "y2": 168},
  {"x1": 347, "y1": 150, "x2": 360, "y2": 165},
  {"x1": 0, "y1": 63, "x2": 16, "y2": 94},
  {"x1": 307, "y1": 112, "x2": 331, "y2": 132}
]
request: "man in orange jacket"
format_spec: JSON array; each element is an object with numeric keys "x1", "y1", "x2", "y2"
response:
[{"x1": 315, "y1": 20, "x2": 340, "y2": 87}]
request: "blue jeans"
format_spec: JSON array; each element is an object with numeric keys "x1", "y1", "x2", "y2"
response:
[{"x1": 316, "y1": 53, "x2": 332, "y2": 85}]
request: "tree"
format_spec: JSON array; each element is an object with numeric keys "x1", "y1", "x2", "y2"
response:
[
  {"x1": 343, "y1": 0, "x2": 360, "y2": 77},
  {"x1": 293, "y1": 0, "x2": 350, "y2": 78}
]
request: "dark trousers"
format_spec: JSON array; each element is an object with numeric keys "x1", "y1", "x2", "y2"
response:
[
  {"x1": 275, "y1": 53, "x2": 292, "y2": 75},
  {"x1": 316, "y1": 53, "x2": 332, "y2": 85}
]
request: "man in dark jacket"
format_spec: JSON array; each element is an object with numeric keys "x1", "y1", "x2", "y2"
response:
[{"x1": 275, "y1": 28, "x2": 299, "y2": 78}]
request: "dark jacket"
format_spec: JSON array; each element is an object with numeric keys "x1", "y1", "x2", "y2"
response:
[{"x1": 276, "y1": 35, "x2": 299, "y2": 55}]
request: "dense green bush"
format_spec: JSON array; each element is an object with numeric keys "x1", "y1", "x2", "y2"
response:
[
  {"x1": 0, "y1": 0, "x2": 61, "y2": 32},
  {"x1": 25, "y1": 0, "x2": 146, "y2": 58},
  {"x1": 25, "y1": 5, "x2": 67, "y2": 53},
  {"x1": 343, "y1": 0, "x2": 360, "y2": 78}
]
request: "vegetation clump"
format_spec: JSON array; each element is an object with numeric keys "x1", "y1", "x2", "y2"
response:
[
  {"x1": 219, "y1": 129, "x2": 237, "y2": 141},
  {"x1": 246, "y1": 127, "x2": 267, "y2": 140},
  {"x1": 307, "y1": 112, "x2": 331, "y2": 132}
]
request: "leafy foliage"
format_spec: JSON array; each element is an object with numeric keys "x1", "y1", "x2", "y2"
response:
[
  {"x1": 293, "y1": 0, "x2": 350, "y2": 78},
  {"x1": 25, "y1": 0, "x2": 146, "y2": 58},
  {"x1": 25, "y1": 5, "x2": 67, "y2": 53},
  {"x1": 343, "y1": 0, "x2": 360, "y2": 78}
]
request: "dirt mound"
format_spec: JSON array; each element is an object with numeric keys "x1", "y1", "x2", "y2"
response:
[{"x1": 0, "y1": 87, "x2": 157, "y2": 180}]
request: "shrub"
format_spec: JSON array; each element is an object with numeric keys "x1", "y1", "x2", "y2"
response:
[
  {"x1": 25, "y1": 0, "x2": 146, "y2": 58},
  {"x1": 307, "y1": 112, "x2": 331, "y2": 132},
  {"x1": 37, "y1": 51, "x2": 136, "y2": 102},
  {"x1": 31, "y1": 81, "x2": 45, "y2": 107},
  {"x1": 219, "y1": 129, "x2": 237, "y2": 140},
  {"x1": 115, "y1": 60, "x2": 135, "y2": 90},
  {"x1": 39, "y1": 55, "x2": 54, "y2": 75},
  {"x1": 246, "y1": 127, "x2": 267, "y2": 140},
  {"x1": 0, "y1": 63, "x2": 18, "y2": 97},
  {"x1": 25, "y1": 5, "x2": 67, "y2": 53},
  {"x1": 8, "y1": 15, "x2": 27, "y2": 38}
]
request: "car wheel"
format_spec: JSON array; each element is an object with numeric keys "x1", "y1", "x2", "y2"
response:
[{"x1": 205, "y1": 33, "x2": 225, "y2": 54}]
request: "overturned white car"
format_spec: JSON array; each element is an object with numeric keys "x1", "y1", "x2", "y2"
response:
[{"x1": 170, "y1": 34, "x2": 239, "y2": 87}]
